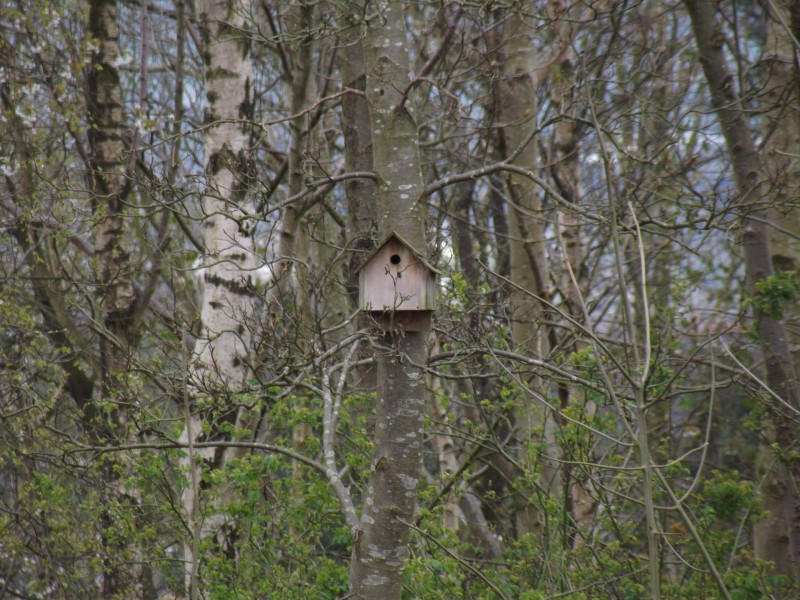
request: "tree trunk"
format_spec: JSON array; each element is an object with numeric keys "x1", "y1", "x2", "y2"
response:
[
  {"x1": 758, "y1": 0, "x2": 800, "y2": 579},
  {"x1": 340, "y1": 18, "x2": 378, "y2": 397},
  {"x1": 86, "y1": 0, "x2": 145, "y2": 595},
  {"x1": 685, "y1": 0, "x2": 800, "y2": 579},
  {"x1": 181, "y1": 0, "x2": 258, "y2": 594},
  {"x1": 340, "y1": 13, "x2": 377, "y2": 301},
  {"x1": 494, "y1": 3, "x2": 574, "y2": 540},
  {"x1": 275, "y1": 0, "x2": 315, "y2": 306},
  {"x1": 347, "y1": 0, "x2": 430, "y2": 596},
  {"x1": 550, "y1": 40, "x2": 598, "y2": 546}
]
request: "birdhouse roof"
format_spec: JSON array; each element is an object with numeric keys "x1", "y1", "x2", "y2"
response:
[{"x1": 355, "y1": 232, "x2": 439, "y2": 275}]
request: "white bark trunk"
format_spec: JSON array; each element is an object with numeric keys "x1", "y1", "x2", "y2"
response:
[
  {"x1": 87, "y1": 0, "x2": 145, "y2": 595},
  {"x1": 181, "y1": 0, "x2": 257, "y2": 595}
]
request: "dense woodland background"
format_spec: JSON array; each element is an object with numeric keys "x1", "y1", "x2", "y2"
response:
[{"x1": 1, "y1": 0, "x2": 800, "y2": 598}]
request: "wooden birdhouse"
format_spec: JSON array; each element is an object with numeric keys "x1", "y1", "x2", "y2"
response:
[{"x1": 358, "y1": 233, "x2": 436, "y2": 331}]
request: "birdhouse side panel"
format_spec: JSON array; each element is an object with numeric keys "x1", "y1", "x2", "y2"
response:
[{"x1": 424, "y1": 271, "x2": 436, "y2": 310}]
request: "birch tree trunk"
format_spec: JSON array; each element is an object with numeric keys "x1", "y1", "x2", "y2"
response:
[
  {"x1": 347, "y1": 0, "x2": 429, "y2": 596},
  {"x1": 685, "y1": 0, "x2": 800, "y2": 578},
  {"x1": 88, "y1": 1, "x2": 136, "y2": 388},
  {"x1": 86, "y1": 0, "x2": 146, "y2": 595},
  {"x1": 181, "y1": 0, "x2": 258, "y2": 594}
]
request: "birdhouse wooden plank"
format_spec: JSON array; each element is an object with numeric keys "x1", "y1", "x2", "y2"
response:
[{"x1": 357, "y1": 233, "x2": 436, "y2": 331}]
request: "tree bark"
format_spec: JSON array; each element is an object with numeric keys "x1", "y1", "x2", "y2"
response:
[
  {"x1": 758, "y1": 0, "x2": 800, "y2": 579},
  {"x1": 550, "y1": 39, "x2": 598, "y2": 546},
  {"x1": 494, "y1": 2, "x2": 573, "y2": 540},
  {"x1": 341, "y1": 15, "x2": 377, "y2": 301},
  {"x1": 181, "y1": 0, "x2": 258, "y2": 594},
  {"x1": 275, "y1": 0, "x2": 315, "y2": 306},
  {"x1": 347, "y1": 0, "x2": 430, "y2": 597},
  {"x1": 340, "y1": 17, "x2": 378, "y2": 397},
  {"x1": 685, "y1": 0, "x2": 800, "y2": 578},
  {"x1": 86, "y1": 1, "x2": 145, "y2": 595}
]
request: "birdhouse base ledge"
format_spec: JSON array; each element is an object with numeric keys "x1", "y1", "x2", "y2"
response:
[{"x1": 361, "y1": 311, "x2": 432, "y2": 332}]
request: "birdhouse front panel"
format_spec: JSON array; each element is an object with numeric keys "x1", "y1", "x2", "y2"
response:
[{"x1": 359, "y1": 238, "x2": 435, "y2": 312}]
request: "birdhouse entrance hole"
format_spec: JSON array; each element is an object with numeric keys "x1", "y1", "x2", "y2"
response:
[{"x1": 390, "y1": 254, "x2": 401, "y2": 265}]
